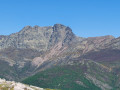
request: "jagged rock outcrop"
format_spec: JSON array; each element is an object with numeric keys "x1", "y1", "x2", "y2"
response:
[
  {"x1": 0, "y1": 24, "x2": 78, "y2": 51},
  {"x1": 105, "y1": 36, "x2": 120, "y2": 49},
  {"x1": 0, "y1": 78, "x2": 45, "y2": 90}
]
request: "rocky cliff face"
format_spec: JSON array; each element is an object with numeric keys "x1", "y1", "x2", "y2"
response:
[
  {"x1": 0, "y1": 25, "x2": 53, "y2": 51},
  {"x1": 0, "y1": 24, "x2": 119, "y2": 82},
  {"x1": 0, "y1": 24, "x2": 78, "y2": 51}
]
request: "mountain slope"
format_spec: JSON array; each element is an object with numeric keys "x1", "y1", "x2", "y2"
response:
[{"x1": 23, "y1": 59, "x2": 117, "y2": 90}]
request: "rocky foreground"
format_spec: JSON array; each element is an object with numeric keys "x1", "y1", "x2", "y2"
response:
[{"x1": 0, "y1": 78, "x2": 47, "y2": 90}]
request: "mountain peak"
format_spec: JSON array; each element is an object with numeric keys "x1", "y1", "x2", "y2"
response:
[
  {"x1": 23, "y1": 25, "x2": 32, "y2": 30},
  {"x1": 54, "y1": 23, "x2": 66, "y2": 27},
  {"x1": 53, "y1": 24, "x2": 67, "y2": 30}
]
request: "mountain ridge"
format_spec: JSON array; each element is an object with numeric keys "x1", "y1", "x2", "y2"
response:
[{"x1": 0, "y1": 24, "x2": 120, "y2": 89}]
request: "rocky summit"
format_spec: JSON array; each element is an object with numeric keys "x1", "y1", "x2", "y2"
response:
[{"x1": 0, "y1": 24, "x2": 120, "y2": 90}]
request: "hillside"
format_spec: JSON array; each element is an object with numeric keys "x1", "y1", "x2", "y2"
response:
[{"x1": 23, "y1": 59, "x2": 118, "y2": 90}]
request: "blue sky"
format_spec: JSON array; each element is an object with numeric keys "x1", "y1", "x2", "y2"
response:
[{"x1": 0, "y1": 0, "x2": 120, "y2": 37}]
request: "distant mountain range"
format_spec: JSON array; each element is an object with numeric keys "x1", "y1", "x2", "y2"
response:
[{"x1": 0, "y1": 24, "x2": 120, "y2": 90}]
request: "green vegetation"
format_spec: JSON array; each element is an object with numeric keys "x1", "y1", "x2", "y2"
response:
[{"x1": 23, "y1": 65, "x2": 101, "y2": 90}]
